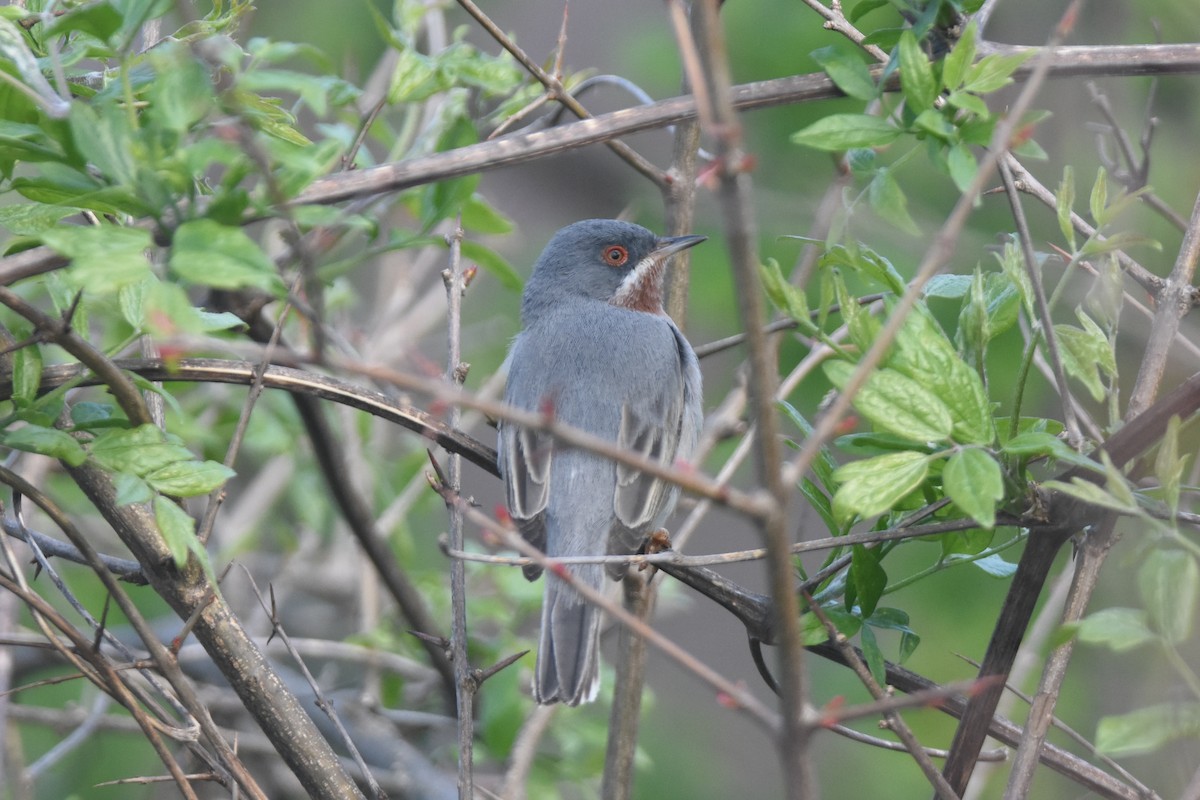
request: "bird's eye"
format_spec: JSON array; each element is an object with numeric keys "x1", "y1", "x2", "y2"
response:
[{"x1": 602, "y1": 245, "x2": 629, "y2": 267}]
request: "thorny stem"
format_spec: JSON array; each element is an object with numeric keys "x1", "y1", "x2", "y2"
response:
[{"x1": 443, "y1": 218, "x2": 475, "y2": 797}]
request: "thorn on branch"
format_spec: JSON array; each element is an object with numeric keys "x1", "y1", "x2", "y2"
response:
[{"x1": 471, "y1": 649, "x2": 529, "y2": 687}]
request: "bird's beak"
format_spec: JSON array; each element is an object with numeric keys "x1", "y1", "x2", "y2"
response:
[{"x1": 651, "y1": 234, "x2": 707, "y2": 261}]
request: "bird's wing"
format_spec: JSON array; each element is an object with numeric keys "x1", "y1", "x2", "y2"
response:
[{"x1": 611, "y1": 325, "x2": 698, "y2": 538}]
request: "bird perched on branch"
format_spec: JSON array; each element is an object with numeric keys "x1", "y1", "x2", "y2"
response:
[{"x1": 499, "y1": 219, "x2": 705, "y2": 705}]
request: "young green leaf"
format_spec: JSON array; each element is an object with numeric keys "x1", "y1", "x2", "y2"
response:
[
  {"x1": 169, "y1": 219, "x2": 286, "y2": 294},
  {"x1": 1054, "y1": 311, "x2": 1116, "y2": 402},
  {"x1": 943, "y1": 447, "x2": 1004, "y2": 528},
  {"x1": 868, "y1": 169, "x2": 919, "y2": 234},
  {"x1": 1040, "y1": 477, "x2": 1141, "y2": 515},
  {"x1": 890, "y1": 308, "x2": 995, "y2": 444},
  {"x1": 941, "y1": 20, "x2": 978, "y2": 91},
  {"x1": 40, "y1": 225, "x2": 153, "y2": 292},
  {"x1": 1096, "y1": 703, "x2": 1200, "y2": 757},
  {"x1": 11, "y1": 344, "x2": 42, "y2": 408},
  {"x1": 963, "y1": 51, "x2": 1033, "y2": 94},
  {"x1": 824, "y1": 360, "x2": 954, "y2": 444},
  {"x1": 1056, "y1": 165, "x2": 1077, "y2": 250},
  {"x1": 947, "y1": 143, "x2": 977, "y2": 194},
  {"x1": 811, "y1": 45, "x2": 877, "y2": 101},
  {"x1": 859, "y1": 623, "x2": 886, "y2": 685},
  {"x1": 154, "y1": 495, "x2": 195, "y2": 569},
  {"x1": 898, "y1": 31, "x2": 937, "y2": 112},
  {"x1": 791, "y1": 114, "x2": 902, "y2": 151},
  {"x1": 1089, "y1": 166, "x2": 1108, "y2": 226},
  {"x1": 90, "y1": 425, "x2": 195, "y2": 476},
  {"x1": 2, "y1": 425, "x2": 87, "y2": 466},
  {"x1": 1138, "y1": 549, "x2": 1198, "y2": 645},
  {"x1": 831, "y1": 450, "x2": 932, "y2": 523},
  {"x1": 850, "y1": 545, "x2": 888, "y2": 619},
  {"x1": 760, "y1": 258, "x2": 810, "y2": 322},
  {"x1": 145, "y1": 460, "x2": 236, "y2": 498},
  {"x1": 1075, "y1": 607, "x2": 1156, "y2": 652},
  {"x1": 1154, "y1": 415, "x2": 1186, "y2": 516}
]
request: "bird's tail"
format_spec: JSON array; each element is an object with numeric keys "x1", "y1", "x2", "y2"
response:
[{"x1": 534, "y1": 565, "x2": 603, "y2": 706}]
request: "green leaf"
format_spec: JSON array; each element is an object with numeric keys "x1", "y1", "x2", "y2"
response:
[
  {"x1": 868, "y1": 169, "x2": 919, "y2": 234},
  {"x1": 1079, "y1": 231, "x2": 1162, "y2": 258},
  {"x1": 779, "y1": 401, "x2": 838, "y2": 491},
  {"x1": 832, "y1": 450, "x2": 932, "y2": 523},
  {"x1": 69, "y1": 402, "x2": 118, "y2": 429},
  {"x1": 946, "y1": 90, "x2": 989, "y2": 118},
  {"x1": 760, "y1": 258, "x2": 810, "y2": 322},
  {"x1": 913, "y1": 109, "x2": 955, "y2": 140},
  {"x1": 154, "y1": 495, "x2": 195, "y2": 569},
  {"x1": 388, "y1": 46, "x2": 445, "y2": 104},
  {"x1": 169, "y1": 219, "x2": 286, "y2": 294},
  {"x1": 825, "y1": 360, "x2": 954, "y2": 443},
  {"x1": 799, "y1": 477, "x2": 840, "y2": 536},
  {"x1": 1096, "y1": 703, "x2": 1200, "y2": 756},
  {"x1": 11, "y1": 344, "x2": 42, "y2": 408},
  {"x1": 859, "y1": 623, "x2": 885, "y2": 685},
  {"x1": 941, "y1": 21, "x2": 978, "y2": 91},
  {"x1": 113, "y1": 473, "x2": 154, "y2": 505},
  {"x1": 1075, "y1": 607, "x2": 1156, "y2": 652},
  {"x1": 943, "y1": 448, "x2": 1004, "y2": 528},
  {"x1": 1041, "y1": 477, "x2": 1140, "y2": 514},
  {"x1": 146, "y1": 46, "x2": 215, "y2": 134},
  {"x1": 1138, "y1": 549, "x2": 1198, "y2": 645},
  {"x1": 1, "y1": 425, "x2": 87, "y2": 466},
  {"x1": 963, "y1": 51, "x2": 1033, "y2": 94},
  {"x1": 811, "y1": 45, "x2": 877, "y2": 101},
  {"x1": 90, "y1": 425, "x2": 195, "y2": 476},
  {"x1": 461, "y1": 195, "x2": 514, "y2": 235},
  {"x1": 940, "y1": 526, "x2": 994, "y2": 557},
  {"x1": 40, "y1": 225, "x2": 152, "y2": 292},
  {"x1": 461, "y1": 240, "x2": 522, "y2": 292},
  {"x1": 850, "y1": 545, "x2": 887, "y2": 618},
  {"x1": 889, "y1": 308, "x2": 995, "y2": 444},
  {"x1": 1056, "y1": 165, "x2": 1077, "y2": 250},
  {"x1": 1001, "y1": 431, "x2": 1099, "y2": 472},
  {"x1": 0, "y1": 204, "x2": 77, "y2": 236},
  {"x1": 1154, "y1": 415, "x2": 1186, "y2": 516},
  {"x1": 69, "y1": 102, "x2": 137, "y2": 187},
  {"x1": 45, "y1": 1, "x2": 124, "y2": 42},
  {"x1": 947, "y1": 142, "x2": 977, "y2": 194},
  {"x1": 1089, "y1": 166, "x2": 1108, "y2": 225},
  {"x1": 1054, "y1": 311, "x2": 1115, "y2": 403},
  {"x1": 923, "y1": 274, "x2": 973, "y2": 299},
  {"x1": 848, "y1": 0, "x2": 889, "y2": 23},
  {"x1": 791, "y1": 114, "x2": 902, "y2": 151},
  {"x1": 898, "y1": 31, "x2": 937, "y2": 112},
  {"x1": 966, "y1": 554, "x2": 1018, "y2": 578},
  {"x1": 146, "y1": 460, "x2": 235, "y2": 498}
]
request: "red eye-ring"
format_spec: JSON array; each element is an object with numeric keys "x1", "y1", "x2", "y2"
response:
[{"x1": 602, "y1": 245, "x2": 629, "y2": 267}]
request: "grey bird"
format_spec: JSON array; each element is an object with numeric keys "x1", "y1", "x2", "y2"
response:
[{"x1": 499, "y1": 219, "x2": 705, "y2": 705}]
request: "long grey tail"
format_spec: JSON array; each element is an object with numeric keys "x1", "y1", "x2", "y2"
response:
[{"x1": 534, "y1": 568, "x2": 602, "y2": 705}]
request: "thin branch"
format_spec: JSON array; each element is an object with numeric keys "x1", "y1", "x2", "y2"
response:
[
  {"x1": 681, "y1": 2, "x2": 812, "y2": 795},
  {"x1": 803, "y1": 591, "x2": 961, "y2": 800},
  {"x1": 455, "y1": 0, "x2": 669, "y2": 187},
  {"x1": 1, "y1": 357, "x2": 771, "y2": 519},
  {"x1": 997, "y1": 157, "x2": 1084, "y2": 448}
]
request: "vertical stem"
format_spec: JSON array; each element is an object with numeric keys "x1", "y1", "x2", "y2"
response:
[
  {"x1": 444, "y1": 219, "x2": 474, "y2": 797},
  {"x1": 685, "y1": 1, "x2": 813, "y2": 794},
  {"x1": 602, "y1": 572, "x2": 654, "y2": 800}
]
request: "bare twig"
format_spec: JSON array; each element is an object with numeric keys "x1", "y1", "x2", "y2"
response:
[{"x1": 441, "y1": 217, "x2": 476, "y2": 794}]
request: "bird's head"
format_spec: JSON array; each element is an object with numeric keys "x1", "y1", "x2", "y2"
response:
[{"x1": 523, "y1": 219, "x2": 706, "y2": 317}]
